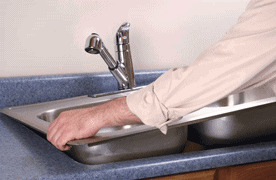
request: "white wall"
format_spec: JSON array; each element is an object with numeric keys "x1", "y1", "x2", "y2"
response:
[{"x1": 0, "y1": 0, "x2": 250, "y2": 77}]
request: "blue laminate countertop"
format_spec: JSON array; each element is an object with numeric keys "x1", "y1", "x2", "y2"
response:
[{"x1": 1, "y1": 70, "x2": 276, "y2": 180}]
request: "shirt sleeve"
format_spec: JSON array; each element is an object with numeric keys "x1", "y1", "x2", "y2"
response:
[{"x1": 126, "y1": 0, "x2": 276, "y2": 134}]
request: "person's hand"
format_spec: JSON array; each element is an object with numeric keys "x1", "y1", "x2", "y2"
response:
[{"x1": 47, "y1": 97, "x2": 141, "y2": 151}]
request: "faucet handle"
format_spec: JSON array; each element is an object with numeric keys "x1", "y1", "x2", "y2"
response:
[
  {"x1": 115, "y1": 22, "x2": 135, "y2": 89},
  {"x1": 116, "y1": 22, "x2": 130, "y2": 45}
]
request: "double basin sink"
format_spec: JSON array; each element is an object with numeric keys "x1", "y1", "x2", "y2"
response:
[{"x1": 2, "y1": 84, "x2": 276, "y2": 164}]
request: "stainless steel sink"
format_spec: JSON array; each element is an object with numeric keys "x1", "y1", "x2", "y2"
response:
[
  {"x1": 2, "y1": 85, "x2": 276, "y2": 164},
  {"x1": 1, "y1": 89, "x2": 188, "y2": 164},
  {"x1": 36, "y1": 96, "x2": 188, "y2": 164},
  {"x1": 189, "y1": 84, "x2": 276, "y2": 146}
]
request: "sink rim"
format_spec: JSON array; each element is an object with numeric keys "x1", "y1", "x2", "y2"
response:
[{"x1": 2, "y1": 89, "x2": 276, "y2": 146}]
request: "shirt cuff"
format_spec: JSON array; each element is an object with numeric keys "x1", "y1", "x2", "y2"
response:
[{"x1": 126, "y1": 83, "x2": 169, "y2": 134}]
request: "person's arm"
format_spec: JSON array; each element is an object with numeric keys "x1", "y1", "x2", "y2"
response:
[
  {"x1": 47, "y1": 97, "x2": 141, "y2": 151},
  {"x1": 127, "y1": 0, "x2": 276, "y2": 133},
  {"x1": 47, "y1": 0, "x2": 276, "y2": 150}
]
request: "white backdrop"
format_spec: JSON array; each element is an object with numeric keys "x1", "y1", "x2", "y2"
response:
[{"x1": 0, "y1": 0, "x2": 250, "y2": 77}]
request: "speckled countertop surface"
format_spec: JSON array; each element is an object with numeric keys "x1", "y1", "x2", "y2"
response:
[{"x1": 1, "y1": 70, "x2": 276, "y2": 180}]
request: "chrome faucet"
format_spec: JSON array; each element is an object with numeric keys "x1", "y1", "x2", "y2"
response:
[{"x1": 85, "y1": 22, "x2": 135, "y2": 90}]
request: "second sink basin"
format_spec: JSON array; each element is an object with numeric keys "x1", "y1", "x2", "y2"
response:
[{"x1": 189, "y1": 84, "x2": 276, "y2": 146}]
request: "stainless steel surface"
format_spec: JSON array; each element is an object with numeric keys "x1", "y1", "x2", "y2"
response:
[
  {"x1": 189, "y1": 85, "x2": 276, "y2": 146},
  {"x1": 116, "y1": 22, "x2": 135, "y2": 89},
  {"x1": 2, "y1": 86, "x2": 276, "y2": 145},
  {"x1": 66, "y1": 126, "x2": 187, "y2": 164},
  {"x1": 2, "y1": 85, "x2": 276, "y2": 163},
  {"x1": 1, "y1": 90, "x2": 187, "y2": 164},
  {"x1": 85, "y1": 22, "x2": 136, "y2": 90},
  {"x1": 85, "y1": 33, "x2": 129, "y2": 89},
  {"x1": 37, "y1": 99, "x2": 187, "y2": 164},
  {"x1": 85, "y1": 33, "x2": 117, "y2": 68},
  {"x1": 92, "y1": 86, "x2": 144, "y2": 98}
]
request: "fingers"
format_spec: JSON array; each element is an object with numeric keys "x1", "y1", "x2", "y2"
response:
[
  {"x1": 47, "y1": 125, "x2": 73, "y2": 151},
  {"x1": 46, "y1": 108, "x2": 101, "y2": 151},
  {"x1": 46, "y1": 100, "x2": 125, "y2": 151},
  {"x1": 47, "y1": 113, "x2": 74, "y2": 151}
]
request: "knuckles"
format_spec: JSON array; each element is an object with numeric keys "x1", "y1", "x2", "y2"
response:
[{"x1": 47, "y1": 109, "x2": 93, "y2": 151}]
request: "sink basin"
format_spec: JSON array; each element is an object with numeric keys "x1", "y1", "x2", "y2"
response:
[
  {"x1": 1, "y1": 89, "x2": 187, "y2": 164},
  {"x1": 37, "y1": 97, "x2": 188, "y2": 164},
  {"x1": 189, "y1": 84, "x2": 276, "y2": 146}
]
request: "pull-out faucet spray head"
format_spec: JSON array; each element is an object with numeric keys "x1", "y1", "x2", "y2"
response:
[
  {"x1": 85, "y1": 33, "x2": 102, "y2": 54},
  {"x1": 85, "y1": 33, "x2": 129, "y2": 89},
  {"x1": 85, "y1": 33, "x2": 117, "y2": 69}
]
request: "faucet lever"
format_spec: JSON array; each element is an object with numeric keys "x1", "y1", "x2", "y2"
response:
[
  {"x1": 116, "y1": 22, "x2": 135, "y2": 89},
  {"x1": 116, "y1": 22, "x2": 130, "y2": 45}
]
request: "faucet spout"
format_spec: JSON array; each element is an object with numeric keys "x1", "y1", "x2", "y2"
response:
[{"x1": 85, "y1": 33, "x2": 129, "y2": 89}]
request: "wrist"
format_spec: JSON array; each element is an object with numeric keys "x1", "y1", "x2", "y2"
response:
[{"x1": 99, "y1": 96, "x2": 142, "y2": 127}]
